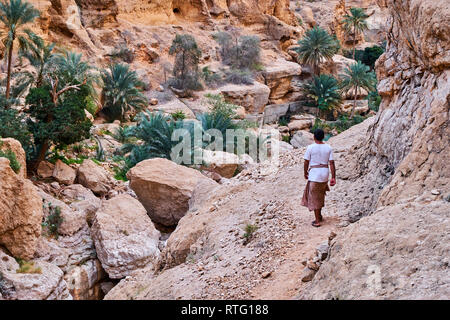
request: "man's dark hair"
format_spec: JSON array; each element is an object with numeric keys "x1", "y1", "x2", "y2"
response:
[{"x1": 314, "y1": 128, "x2": 325, "y2": 141}]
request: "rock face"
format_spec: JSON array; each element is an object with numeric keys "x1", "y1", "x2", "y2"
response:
[
  {"x1": 0, "y1": 158, "x2": 43, "y2": 260},
  {"x1": 52, "y1": 160, "x2": 76, "y2": 185},
  {"x1": 127, "y1": 158, "x2": 216, "y2": 226},
  {"x1": 350, "y1": 0, "x2": 450, "y2": 214},
  {"x1": 290, "y1": 131, "x2": 314, "y2": 149},
  {"x1": 37, "y1": 161, "x2": 55, "y2": 179},
  {"x1": 301, "y1": 0, "x2": 450, "y2": 300},
  {"x1": 0, "y1": 250, "x2": 72, "y2": 300},
  {"x1": 201, "y1": 149, "x2": 240, "y2": 178},
  {"x1": 220, "y1": 82, "x2": 271, "y2": 114},
  {"x1": 302, "y1": 201, "x2": 450, "y2": 299},
  {"x1": 263, "y1": 60, "x2": 302, "y2": 103},
  {"x1": 91, "y1": 194, "x2": 161, "y2": 279},
  {"x1": 0, "y1": 138, "x2": 27, "y2": 178},
  {"x1": 39, "y1": 191, "x2": 87, "y2": 237},
  {"x1": 77, "y1": 159, "x2": 111, "y2": 196}
]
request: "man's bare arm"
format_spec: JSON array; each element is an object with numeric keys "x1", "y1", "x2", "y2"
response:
[
  {"x1": 329, "y1": 160, "x2": 336, "y2": 186},
  {"x1": 304, "y1": 159, "x2": 309, "y2": 180}
]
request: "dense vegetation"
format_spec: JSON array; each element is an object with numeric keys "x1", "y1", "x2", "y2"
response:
[{"x1": 0, "y1": 0, "x2": 384, "y2": 177}]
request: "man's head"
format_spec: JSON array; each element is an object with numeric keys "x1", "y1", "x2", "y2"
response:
[{"x1": 314, "y1": 128, "x2": 325, "y2": 142}]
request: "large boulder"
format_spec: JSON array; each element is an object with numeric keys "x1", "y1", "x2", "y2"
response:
[
  {"x1": 60, "y1": 184, "x2": 102, "y2": 224},
  {"x1": 127, "y1": 158, "x2": 217, "y2": 226},
  {"x1": 149, "y1": 98, "x2": 195, "y2": 119},
  {"x1": 91, "y1": 194, "x2": 161, "y2": 279},
  {"x1": 341, "y1": 100, "x2": 370, "y2": 115},
  {"x1": 0, "y1": 138, "x2": 27, "y2": 178},
  {"x1": 64, "y1": 259, "x2": 106, "y2": 300},
  {"x1": 288, "y1": 119, "x2": 313, "y2": 132},
  {"x1": 0, "y1": 250, "x2": 72, "y2": 300},
  {"x1": 220, "y1": 82, "x2": 271, "y2": 113},
  {"x1": 37, "y1": 161, "x2": 55, "y2": 179},
  {"x1": 302, "y1": 201, "x2": 450, "y2": 299},
  {"x1": 263, "y1": 59, "x2": 302, "y2": 102},
  {"x1": 0, "y1": 158, "x2": 43, "y2": 260},
  {"x1": 52, "y1": 160, "x2": 76, "y2": 185},
  {"x1": 201, "y1": 149, "x2": 240, "y2": 178},
  {"x1": 320, "y1": 55, "x2": 357, "y2": 76},
  {"x1": 77, "y1": 159, "x2": 111, "y2": 196},
  {"x1": 39, "y1": 191, "x2": 87, "y2": 237},
  {"x1": 291, "y1": 131, "x2": 314, "y2": 149}
]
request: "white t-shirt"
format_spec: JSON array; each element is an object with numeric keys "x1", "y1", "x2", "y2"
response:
[{"x1": 304, "y1": 143, "x2": 334, "y2": 182}]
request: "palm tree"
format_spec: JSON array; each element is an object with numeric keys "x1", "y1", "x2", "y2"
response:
[
  {"x1": 340, "y1": 61, "x2": 376, "y2": 118},
  {"x1": 18, "y1": 33, "x2": 55, "y2": 88},
  {"x1": 294, "y1": 26, "x2": 340, "y2": 75},
  {"x1": 100, "y1": 63, "x2": 148, "y2": 121},
  {"x1": 52, "y1": 50, "x2": 98, "y2": 94},
  {"x1": 302, "y1": 74, "x2": 342, "y2": 118},
  {"x1": 342, "y1": 7, "x2": 369, "y2": 60},
  {"x1": 0, "y1": 0, "x2": 39, "y2": 100}
]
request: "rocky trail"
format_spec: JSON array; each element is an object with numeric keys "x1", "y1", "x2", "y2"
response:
[{"x1": 104, "y1": 119, "x2": 373, "y2": 300}]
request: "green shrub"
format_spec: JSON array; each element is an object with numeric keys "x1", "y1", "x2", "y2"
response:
[
  {"x1": 243, "y1": 223, "x2": 258, "y2": 244},
  {"x1": 108, "y1": 43, "x2": 135, "y2": 63},
  {"x1": 41, "y1": 203, "x2": 63, "y2": 239},
  {"x1": 367, "y1": 90, "x2": 381, "y2": 112},
  {"x1": 214, "y1": 32, "x2": 262, "y2": 71},
  {"x1": 100, "y1": 63, "x2": 148, "y2": 121},
  {"x1": 16, "y1": 259, "x2": 42, "y2": 274},
  {"x1": 201, "y1": 66, "x2": 222, "y2": 88},
  {"x1": 171, "y1": 110, "x2": 186, "y2": 121},
  {"x1": 0, "y1": 143, "x2": 21, "y2": 174},
  {"x1": 169, "y1": 34, "x2": 203, "y2": 92},
  {"x1": 224, "y1": 68, "x2": 254, "y2": 85},
  {"x1": 0, "y1": 102, "x2": 33, "y2": 160},
  {"x1": 278, "y1": 116, "x2": 290, "y2": 127},
  {"x1": 302, "y1": 74, "x2": 342, "y2": 118},
  {"x1": 205, "y1": 94, "x2": 238, "y2": 119}
]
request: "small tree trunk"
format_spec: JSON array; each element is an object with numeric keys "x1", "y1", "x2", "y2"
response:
[
  {"x1": 31, "y1": 139, "x2": 49, "y2": 172},
  {"x1": 350, "y1": 86, "x2": 358, "y2": 118},
  {"x1": 353, "y1": 28, "x2": 357, "y2": 60},
  {"x1": 5, "y1": 43, "x2": 14, "y2": 101}
]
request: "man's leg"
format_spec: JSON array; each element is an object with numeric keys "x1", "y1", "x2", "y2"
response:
[{"x1": 313, "y1": 209, "x2": 322, "y2": 225}]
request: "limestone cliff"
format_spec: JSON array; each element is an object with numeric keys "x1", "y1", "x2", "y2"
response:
[
  {"x1": 354, "y1": 0, "x2": 449, "y2": 212},
  {"x1": 301, "y1": 0, "x2": 450, "y2": 299}
]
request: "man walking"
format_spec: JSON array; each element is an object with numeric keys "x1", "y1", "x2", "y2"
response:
[{"x1": 301, "y1": 129, "x2": 336, "y2": 227}]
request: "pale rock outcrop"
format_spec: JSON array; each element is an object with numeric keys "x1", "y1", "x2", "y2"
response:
[
  {"x1": 0, "y1": 158, "x2": 43, "y2": 260},
  {"x1": 320, "y1": 55, "x2": 357, "y2": 77},
  {"x1": 77, "y1": 159, "x2": 111, "y2": 196},
  {"x1": 263, "y1": 60, "x2": 302, "y2": 103},
  {"x1": 302, "y1": 200, "x2": 450, "y2": 299},
  {"x1": 39, "y1": 191, "x2": 87, "y2": 236},
  {"x1": 52, "y1": 160, "x2": 77, "y2": 185},
  {"x1": 37, "y1": 161, "x2": 55, "y2": 179},
  {"x1": 288, "y1": 119, "x2": 313, "y2": 132},
  {"x1": 0, "y1": 250, "x2": 72, "y2": 300},
  {"x1": 201, "y1": 149, "x2": 240, "y2": 178},
  {"x1": 127, "y1": 158, "x2": 217, "y2": 226},
  {"x1": 91, "y1": 194, "x2": 161, "y2": 279},
  {"x1": 290, "y1": 131, "x2": 314, "y2": 149},
  {"x1": 220, "y1": 82, "x2": 271, "y2": 114},
  {"x1": 0, "y1": 138, "x2": 27, "y2": 178},
  {"x1": 341, "y1": 100, "x2": 370, "y2": 115},
  {"x1": 149, "y1": 98, "x2": 195, "y2": 119},
  {"x1": 60, "y1": 184, "x2": 102, "y2": 224},
  {"x1": 64, "y1": 259, "x2": 106, "y2": 300},
  {"x1": 345, "y1": 0, "x2": 450, "y2": 213},
  {"x1": 299, "y1": 6, "x2": 316, "y2": 28}
]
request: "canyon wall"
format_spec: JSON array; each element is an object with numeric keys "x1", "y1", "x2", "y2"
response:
[{"x1": 302, "y1": 0, "x2": 450, "y2": 299}]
